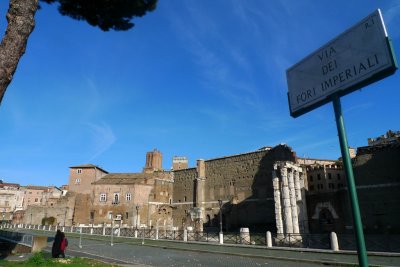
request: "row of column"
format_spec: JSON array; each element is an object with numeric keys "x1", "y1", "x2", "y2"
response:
[{"x1": 273, "y1": 162, "x2": 306, "y2": 235}]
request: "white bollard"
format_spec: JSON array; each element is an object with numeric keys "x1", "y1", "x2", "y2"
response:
[
  {"x1": 219, "y1": 232, "x2": 224, "y2": 244},
  {"x1": 330, "y1": 232, "x2": 339, "y2": 251},
  {"x1": 240, "y1": 228, "x2": 250, "y2": 245},
  {"x1": 266, "y1": 231, "x2": 272, "y2": 248}
]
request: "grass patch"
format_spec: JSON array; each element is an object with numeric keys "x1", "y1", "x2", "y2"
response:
[{"x1": 0, "y1": 252, "x2": 121, "y2": 267}]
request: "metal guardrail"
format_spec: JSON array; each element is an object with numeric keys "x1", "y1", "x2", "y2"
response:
[
  {"x1": 4, "y1": 224, "x2": 400, "y2": 252},
  {"x1": 338, "y1": 234, "x2": 400, "y2": 253},
  {"x1": 0, "y1": 229, "x2": 33, "y2": 247},
  {"x1": 272, "y1": 233, "x2": 331, "y2": 249}
]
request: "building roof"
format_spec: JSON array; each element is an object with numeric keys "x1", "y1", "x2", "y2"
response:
[
  {"x1": 25, "y1": 185, "x2": 49, "y2": 190},
  {"x1": 69, "y1": 164, "x2": 108, "y2": 174},
  {"x1": 0, "y1": 183, "x2": 20, "y2": 189},
  {"x1": 92, "y1": 171, "x2": 171, "y2": 185}
]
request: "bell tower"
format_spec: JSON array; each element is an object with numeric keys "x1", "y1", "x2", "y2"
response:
[{"x1": 143, "y1": 149, "x2": 163, "y2": 173}]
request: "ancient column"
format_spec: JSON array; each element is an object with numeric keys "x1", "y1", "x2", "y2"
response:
[
  {"x1": 294, "y1": 170, "x2": 302, "y2": 202},
  {"x1": 195, "y1": 159, "x2": 206, "y2": 231},
  {"x1": 298, "y1": 171, "x2": 310, "y2": 233},
  {"x1": 281, "y1": 166, "x2": 293, "y2": 234},
  {"x1": 288, "y1": 167, "x2": 299, "y2": 234},
  {"x1": 272, "y1": 168, "x2": 283, "y2": 235}
]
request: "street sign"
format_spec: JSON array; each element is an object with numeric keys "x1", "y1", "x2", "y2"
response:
[
  {"x1": 286, "y1": 9, "x2": 398, "y2": 267},
  {"x1": 287, "y1": 9, "x2": 397, "y2": 117}
]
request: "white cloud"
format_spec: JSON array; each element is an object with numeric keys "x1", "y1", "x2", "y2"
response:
[
  {"x1": 385, "y1": 2, "x2": 400, "y2": 38},
  {"x1": 85, "y1": 122, "x2": 117, "y2": 162}
]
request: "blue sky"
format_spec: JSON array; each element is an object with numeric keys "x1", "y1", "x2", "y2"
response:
[{"x1": 0, "y1": 1, "x2": 399, "y2": 187}]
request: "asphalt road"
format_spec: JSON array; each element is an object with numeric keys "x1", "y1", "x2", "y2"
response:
[
  {"x1": 7, "y1": 228, "x2": 400, "y2": 267},
  {"x1": 54, "y1": 236, "x2": 323, "y2": 267}
]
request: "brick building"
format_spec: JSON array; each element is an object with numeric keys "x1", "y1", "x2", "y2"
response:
[
  {"x1": 68, "y1": 164, "x2": 108, "y2": 194},
  {"x1": 351, "y1": 135, "x2": 400, "y2": 234},
  {"x1": 65, "y1": 149, "x2": 173, "y2": 227},
  {"x1": 0, "y1": 183, "x2": 23, "y2": 222},
  {"x1": 304, "y1": 163, "x2": 348, "y2": 233}
]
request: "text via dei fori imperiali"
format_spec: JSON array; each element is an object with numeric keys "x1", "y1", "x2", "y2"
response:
[
  {"x1": 295, "y1": 47, "x2": 381, "y2": 106},
  {"x1": 287, "y1": 9, "x2": 396, "y2": 117}
]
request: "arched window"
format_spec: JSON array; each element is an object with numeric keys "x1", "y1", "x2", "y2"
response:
[
  {"x1": 113, "y1": 193, "x2": 119, "y2": 204},
  {"x1": 319, "y1": 208, "x2": 333, "y2": 225}
]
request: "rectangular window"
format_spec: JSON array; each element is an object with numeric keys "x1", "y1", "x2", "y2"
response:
[
  {"x1": 317, "y1": 174, "x2": 321, "y2": 180},
  {"x1": 309, "y1": 175, "x2": 313, "y2": 182},
  {"x1": 75, "y1": 178, "x2": 81, "y2": 184},
  {"x1": 100, "y1": 193, "x2": 107, "y2": 202},
  {"x1": 126, "y1": 193, "x2": 131, "y2": 201},
  {"x1": 328, "y1": 173, "x2": 332, "y2": 180},
  {"x1": 337, "y1": 174, "x2": 341, "y2": 180},
  {"x1": 77, "y1": 169, "x2": 82, "y2": 174},
  {"x1": 328, "y1": 183, "x2": 335, "y2": 189},
  {"x1": 108, "y1": 212, "x2": 113, "y2": 220},
  {"x1": 125, "y1": 212, "x2": 129, "y2": 219},
  {"x1": 309, "y1": 185, "x2": 314, "y2": 191}
]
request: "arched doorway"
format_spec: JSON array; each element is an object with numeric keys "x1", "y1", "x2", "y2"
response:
[{"x1": 319, "y1": 208, "x2": 334, "y2": 232}]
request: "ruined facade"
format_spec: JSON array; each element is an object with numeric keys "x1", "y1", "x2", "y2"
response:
[
  {"x1": 172, "y1": 145, "x2": 302, "y2": 232},
  {"x1": 9, "y1": 130, "x2": 400, "y2": 235}
]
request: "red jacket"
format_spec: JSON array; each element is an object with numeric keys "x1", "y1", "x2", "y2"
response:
[{"x1": 61, "y1": 238, "x2": 68, "y2": 251}]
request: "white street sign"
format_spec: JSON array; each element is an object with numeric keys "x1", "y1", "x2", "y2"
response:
[{"x1": 287, "y1": 9, "x2": 397, "y2": 117}]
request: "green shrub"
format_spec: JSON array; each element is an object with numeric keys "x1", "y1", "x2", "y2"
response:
[{"x1": 27, "y1": 252, "x2": 50, "y2": 266}]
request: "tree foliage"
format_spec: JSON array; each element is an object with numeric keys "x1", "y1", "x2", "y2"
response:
[
  {"x1": 0, "y1": 0, "x2": 157, "y2": 105},
  {"x1": 40, "y1": 0, "x2": 157, "y2": 31}
]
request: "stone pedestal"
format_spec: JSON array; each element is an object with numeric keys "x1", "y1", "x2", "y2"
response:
[
  {"x1": 240, "y1": 228, "x2": 250, "y2": 245},
  {"x1": 32, "y1": 236, "x2": 47, "y2": 253}
]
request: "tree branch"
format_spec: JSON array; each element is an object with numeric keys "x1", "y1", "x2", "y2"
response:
[{"x1": 0, "y1": 0, "x2": 38, "y2": 105}]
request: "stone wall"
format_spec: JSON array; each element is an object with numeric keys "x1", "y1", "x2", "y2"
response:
[
  {"x1": 353, "y1": 143, "x2": 400, "y2": 234},
  {"x1": 23, "y1": 192, "x2": 75, "y2": 226},
  {"x1": 172, "y1": 145, "x2": 297, "y2": 232}
]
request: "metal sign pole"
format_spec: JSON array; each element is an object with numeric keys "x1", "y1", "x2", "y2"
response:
[
  {"x1": 110, "y1": 220, "x2": 114, "y2": 246},
  {"x1": 332, "y1": 95, "x2": 368, "y2": 267},
  {"x1": 79, "y1": 227, "x2": 82, "y2": 248}
]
